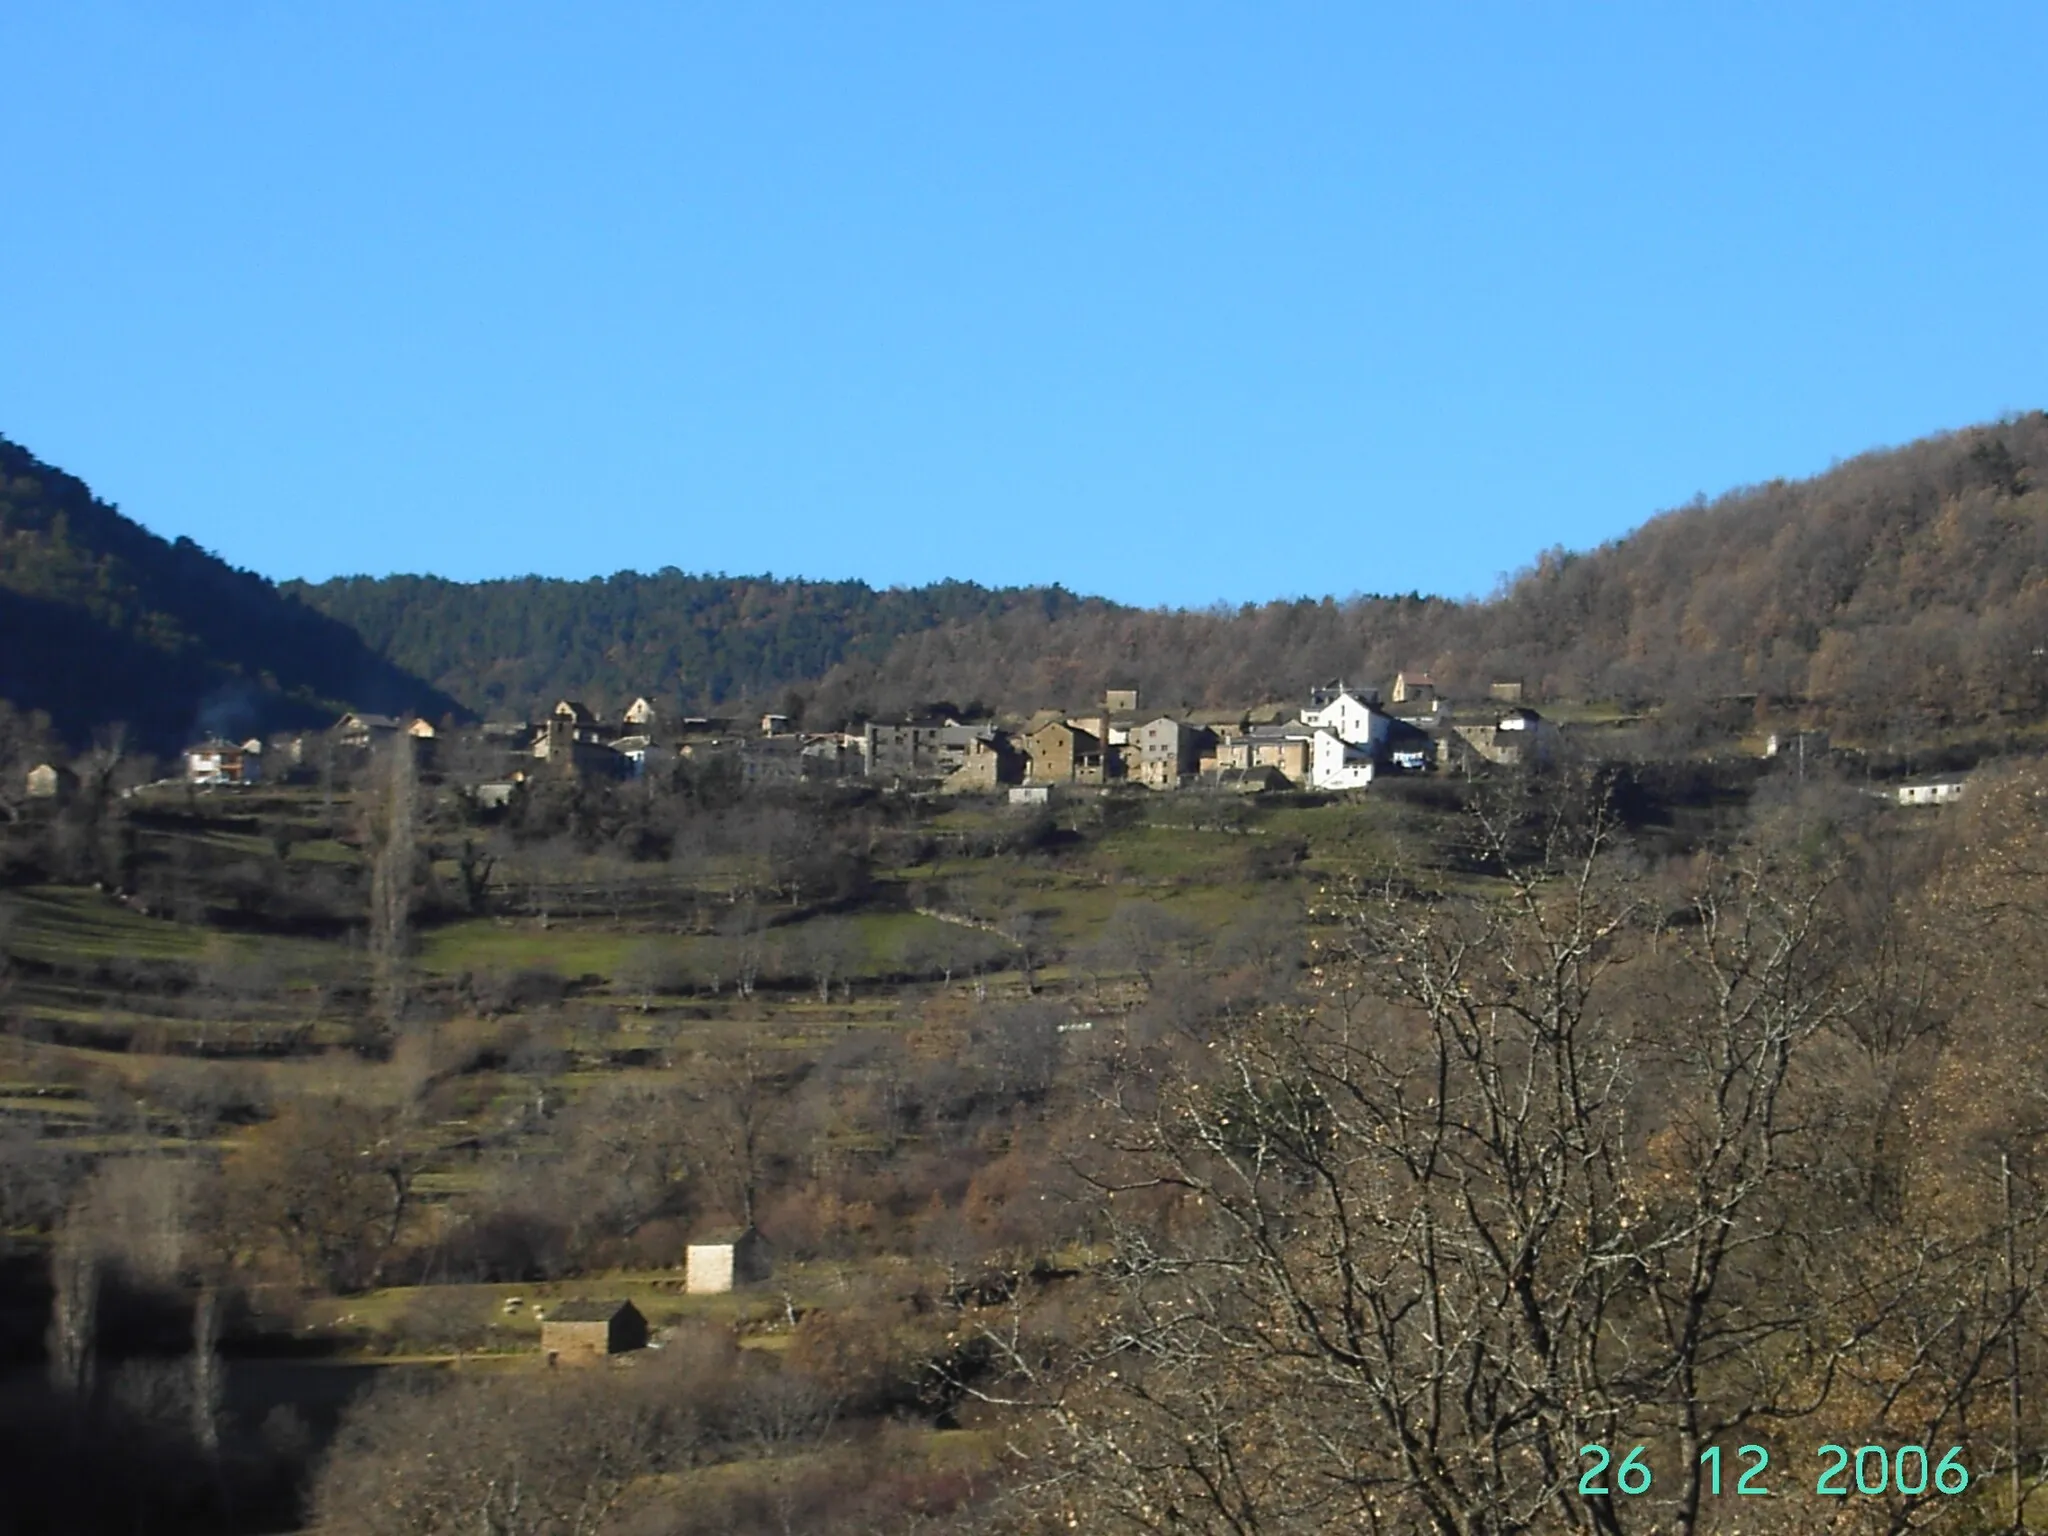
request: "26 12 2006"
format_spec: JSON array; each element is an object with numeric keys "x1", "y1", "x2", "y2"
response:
[{"x1": 1577, "y1": 1442, "x2": 1973, "y2": 1500}]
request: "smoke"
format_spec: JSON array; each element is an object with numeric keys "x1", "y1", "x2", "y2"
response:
[{"x1": 191, "y1": 681, "x2": 263, "y2": 744}]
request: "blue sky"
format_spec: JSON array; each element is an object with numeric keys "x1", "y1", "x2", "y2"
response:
[{"x1": 3, "y1": 3, "x2": 2044, "y2": 607}]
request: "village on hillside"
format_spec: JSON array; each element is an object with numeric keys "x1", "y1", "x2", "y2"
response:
[
  {"x1": 76, "y1": 672, "x2": 1564, "y2": 799},
  {"x1": 12, "y1": 669, "x2": 1979, "y2": 815}
]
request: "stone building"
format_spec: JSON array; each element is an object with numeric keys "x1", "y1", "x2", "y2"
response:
[
  {"x1": 25, "y1": 763, "x2": 75, "y2": 802},
  {"x1": 1391, "y1": 672, "x2": 1435, "y2": 707},
  {"x1": 541, "y1": 1298, "x2": 648, "y2": 1365},
  {"x1": 1024, "y1": 720, "x2": 1109, "y2": 784},
  {"x1": 1130, "y1": 717, "x2": 1203, "y2": 788},
  {"x1": 862, "y1": 720, "x2": 1001, "y2": 781},
  {"x1": 940, "y1": 735, "x2": 1021, "y2": 793},
  {"x1": 686, "y1": 1228, "x2": 773, "y2": 1295}
]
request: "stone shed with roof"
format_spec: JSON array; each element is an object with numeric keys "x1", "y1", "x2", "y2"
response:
[{"x1": 540, "y1": 1298, "x2": 648, "y2": 1364}]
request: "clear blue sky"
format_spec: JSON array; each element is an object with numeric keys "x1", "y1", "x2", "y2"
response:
[{"x1": 3, "y1": 3, "x2": 2044, "y2": 607}]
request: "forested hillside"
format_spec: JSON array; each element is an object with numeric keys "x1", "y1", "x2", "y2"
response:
[
  {"x1": 286, "y1": 572, "x2": 1103, "y2": 720},
  {"x1": 0, "y1": 438, "x2": 456, "y2": 749},
  {"x1": 17, "y1": 413, "x2": 2046, "y2": 746},
  {"x1": 285, "y1": 415, "x2": 2048, "y2": 736},
  {"x1": 797, "y1": 412, "x2": 2048, "y2": 732}
]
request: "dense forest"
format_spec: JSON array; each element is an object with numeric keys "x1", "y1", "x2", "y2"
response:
[
  {"x1": 0, "y1": 438, "x2": 456, "y2": 750},
  {"x1": 286, "y1": 572, "x2": 1103, "y2": 721}
]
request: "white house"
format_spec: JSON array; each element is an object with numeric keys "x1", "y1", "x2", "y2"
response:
[
  {"x1": 1310, "y1": 729, "x2": 1376, "y2": 790},
  {"x1": 185, "y1": 738, "x2": 262, "y2": 786},
  {"x1": 1299, "y1": 688, "x2": 1388, "y2": 748},
  {"x1": 1892, "y1": 777, "x2": 1966, "y2": 807}
]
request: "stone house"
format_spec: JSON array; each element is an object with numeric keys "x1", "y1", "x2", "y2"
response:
[
  {"x1": 1024, "y1": 720, "x2": 1110, "y2": 784},
  {"x1": 623, "y1": 696, "x2": 659, "y2": 728},
  {"x1": 800, "y1": 733, "x2": 865, "y2": 780},
  {"x1": 1214, "y1": 726, "x2": 1313, "y2": 785},
  {"x1": 550, "y1": 700, "x2": 610, "y2": 743},
  {"x1": 1451, "y1": 707, "x2": 1561, "y2": 768},
  {"x1": 862, "y1": 720, "x2": 1001, "y2": 780},
  {"x1": 1131, "y1": 717, "x2": 1204, "y2": 788},
  {"x1": 1391, "y1": 672, "x2": 1435, "y2": 707},
  {"x1": 1104, "y1": 687, "x2": 1141, "y2": 714},
  {"x1": 533, "y1": 717, "x2": 627, "y2": 778},
  {"x1": 540, "y1": 1298, "x2": 649, "y2": 1365},
  {"x1": 686, "y1": 1228, "x2": 773, "y2": 1295},
  {"x1": 941, "y1": 735, "x2": 1021, "y2": 793}
]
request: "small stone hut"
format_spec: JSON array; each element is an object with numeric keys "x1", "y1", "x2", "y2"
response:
[
  {"x1": 540, "y1": 1298, "x2": 648, "y2": 1365},
  {"x1": 25, "y1": 763, "x2": 76, "y2": 802},
  {"x1": 685, "y1": 1227, "x2": 773, "y2": 1295}
]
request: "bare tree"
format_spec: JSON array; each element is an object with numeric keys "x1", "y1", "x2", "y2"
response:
[
  {"x1": 45, "y1": 1214, "x2": 98, "y2": 1413},
  {"x1": 367, "y1": 740, "x2": 420, "y2": 1037},
  {"x1": 1033, "y1": 776, "x2": 2040, "y2": 1535}
]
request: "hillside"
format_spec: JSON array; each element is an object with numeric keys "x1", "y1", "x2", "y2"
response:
[
  {"x1": 285, "y1": 571, "x2": 1107, "y2": 721},
  {"x1": 797, "y1": 412, "x2": 2048, "y2": 732},
  {"x1": 284, "y1": 415, "x2": 2048, "y2": 735},
  {"x1": 0, "y1": 437, "x2": 457, "y2": 750},
  {"x1": 20, "y1": 413, "x2": 2047, "y2": 746}
]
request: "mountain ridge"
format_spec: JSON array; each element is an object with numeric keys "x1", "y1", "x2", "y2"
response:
[{"x1": 0, "y1": 435, "x2": 460, "y2": 750}]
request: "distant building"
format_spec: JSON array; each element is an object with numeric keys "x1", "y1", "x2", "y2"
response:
[
  {"x1": 686, "y1": 1228, "x2": 773, "y2": 1295},
  {"x1": 941, "y1": 735, "x2": 1021, "y2": 793},
  {"x1": 549, "y1": 700, "x2": 609, "y2": 743},
  {"x1": 1130, "y1": 717, "x2": 1204, "y2": 788},
  {"x1": 540, "y1": 1298, "x2": 648, "y2": 1365},
  {"x1": 864, "y1": 719, "x2": 1003, "y2": 781},
  {"x1": 533, "y1": 716, "x2": 627, "y2": 778},
  {"x1": 334, "y1": 713, "x2": 401, "y2": 750},
  {"x1": 1764, "y1": 729, "x2": 1830, "y2": 762},
  {"x1": 1892, "y1": 777, "x2": 1967, "y2": 807},
  {"x1": 1024, "y1": 720, "x2": 1111, "y2": 784},
  {"x1": 1104, "y1": 686, "x2": 1141, "y2": 714},
  {"x1": 1214, "y1": 725, "x2": 1314, "y2": 785},
  {"x1": 1008, "y1": 785, "x2": 1052, "y2": 806},
  {"x1": 1309, "y1": 729, "x2": 1375, "y2": 790},
  {"x1": 1298, "y1": 688, "x2": 1389, "y2": 749},
  {"x1": 800, "y1": 733, "x2": 865, "y2": 781},
  {"x1": 185, "y1": 739, "x2": 262, "y2": 786},
  {"x1": 1391, "y1": 672, "x2": 1435, "y2": 707},
  {"x1": 1488, "y1": 680, "x2": 1526, "y2": 705},
  {"x1": 610, "y1": 734, "x2": 654, "y2": 775},
  {"x1": 623, "y1": 697, "x2": 659, "y2": 729},
  {"x1": 25, "y1": 763, "x2": 76, "y2": 802},
  {"x1": 1451, "y1": 707, "x2": 1560, "y2": 769},
  {"x1": 760, "y1": 713, "x2": 791, "y2": 736}
]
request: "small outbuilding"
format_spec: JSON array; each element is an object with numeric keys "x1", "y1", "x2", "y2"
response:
[
  {"x1": 540, "y1": 1298, "x2": 648, "y2": 1365},
  {"x1": 685, "y1": 1227, "x2": 773, "y2": 1295},
  {"x1": 25, "y1": 763, "x2": 77, "y2": 802}
]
